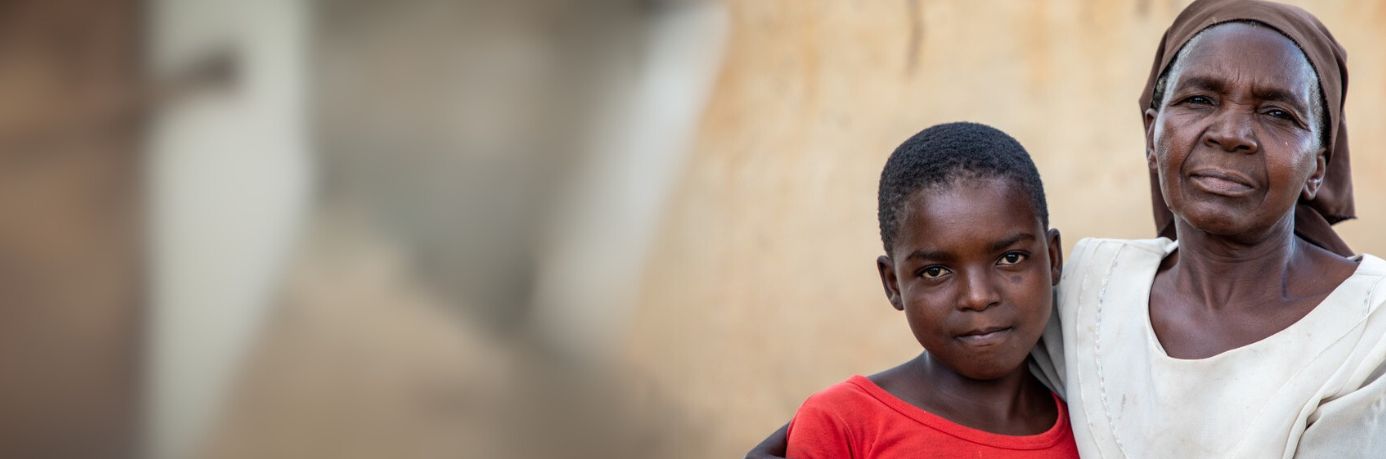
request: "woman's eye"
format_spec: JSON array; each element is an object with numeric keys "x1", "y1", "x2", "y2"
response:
[
  {"x1": 1186, "y1": 95, "x2": 1214, "y2": 105},
  {"x1": 1264, "y1": 108, "x2": 1293, "y2": 120},
  {"x1": 998, "y1": 252, "x2": 1028, "y2": 265},
  {"x1": 921, "y1": 266, "x2": 949, "y2": 279}
]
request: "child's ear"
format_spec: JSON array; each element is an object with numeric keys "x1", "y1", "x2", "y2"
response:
[
  {"x1": 1046, "y1": 228, "x2": 1063, "y2": 287},
  {"x1": 877, "y1": 255, "x2": 904, "y2": 311},
  {"x1": 1301, "y1": 146, "x2": 1329, "y2": 201},
  {"x1": 1144, "y1": 108, "x2": 1160, "y2": 170}
]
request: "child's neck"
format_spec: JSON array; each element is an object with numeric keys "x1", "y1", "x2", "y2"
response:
[{"x1": 870, "y1": 352, "x2": 1056, "y2": 436}]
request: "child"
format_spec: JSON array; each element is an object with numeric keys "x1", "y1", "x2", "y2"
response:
[{"x1": 784, "y1": 122, "x2": 1077, "y2": 458}]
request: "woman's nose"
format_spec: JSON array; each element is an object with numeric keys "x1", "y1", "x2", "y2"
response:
[{"x1": 1202, "y1": 107, "x2": 1259, "y2": 154}]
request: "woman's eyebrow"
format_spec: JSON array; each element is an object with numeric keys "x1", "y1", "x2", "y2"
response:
[
  {"x1": 1174, "y1": 74, "x2": 1228, "y2": 94},
  {"x1": 1252, "y1": 86, "x2": 1310, "y2": 112}
]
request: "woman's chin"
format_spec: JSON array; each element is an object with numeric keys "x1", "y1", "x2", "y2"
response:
[
  {"x1": 1174, "y1": 204, "x2": 1276, "y2": 238},
  {"x1": 1186, "y1": 217, "x2": 1248, "y2": 236}
]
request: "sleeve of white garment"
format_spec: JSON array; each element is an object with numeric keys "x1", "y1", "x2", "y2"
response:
[
  {"x1": 1028, "y1": 299, "x2": 1067, "y2": 398},
  {"x1": 1028, "y1": 237, "x2": 1098, "y2": 400},
  {"x1": 1295, "y1": 274, "x2": 1386, "y2": 458}
]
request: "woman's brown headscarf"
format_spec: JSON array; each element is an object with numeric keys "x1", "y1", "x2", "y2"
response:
[{"x1": 1139, "y1": 0, "x2": 1355, "y2": 256}]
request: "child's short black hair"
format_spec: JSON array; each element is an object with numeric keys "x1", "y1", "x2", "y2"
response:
[{"x1": 877, "y1": 122, "x2": 1048, "y2": 253}]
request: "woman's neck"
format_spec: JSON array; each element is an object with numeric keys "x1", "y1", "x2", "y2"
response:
[
  {"x1": 1150, "y1": 214, "x2": 1359, "y2": 359},
  {"x1": 1168, "y1": 215, "x2": 1305, "y2": 310}
]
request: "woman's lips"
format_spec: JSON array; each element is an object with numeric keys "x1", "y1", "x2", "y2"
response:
[
  {"x1": 1189, "y1": 170, "x2": 1255, "y2": 196},
  {"x1": 955, "y1": 326, "x2": 1013, "y2": 347}
]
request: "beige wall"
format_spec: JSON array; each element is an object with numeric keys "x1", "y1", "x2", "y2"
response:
[{"x1": 626, "y1": 0, "x2": 1386, "y2": 457}]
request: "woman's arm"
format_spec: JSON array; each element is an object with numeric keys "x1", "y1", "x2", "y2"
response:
[
  {"x1": 1294, "y1": 339, "x2": 1386, "y2": 457},
  {"x1": 744, "y1": 424, "x2": 788, "y2": 459}
]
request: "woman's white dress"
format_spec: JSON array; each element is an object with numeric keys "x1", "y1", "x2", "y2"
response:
[{"x1": 1031, "y1": 237, "x2": 1386, "y2": 458}]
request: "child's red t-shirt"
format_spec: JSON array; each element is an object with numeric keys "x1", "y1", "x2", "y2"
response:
[{"x1": 785, "y1": 375, "x2": 1079, "y2": 458}]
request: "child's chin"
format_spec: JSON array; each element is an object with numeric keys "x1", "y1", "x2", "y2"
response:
[
  {"x1": 955, "y1": 357, "x2": 1027, "y2": 381},
  {"x1": 959, "y1": 369, "x2": 1013, "y2": 381}
]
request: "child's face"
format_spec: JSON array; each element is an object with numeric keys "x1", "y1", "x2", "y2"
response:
[{"x1": 876, "y1": 177, "x2": 1061, "y2": 381}]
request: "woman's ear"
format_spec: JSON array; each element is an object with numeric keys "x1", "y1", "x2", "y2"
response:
[
  {"x1": 1144, "y1": 108, "x2": 1160, "y2": 170},
  {"x1": 876, "y1": 255, "x2": 904, "y2": 311},
  {"x1": 1302, "y1": 147, "x2": 1329, "y2": 201},
  {"x1": 1046, "y1": 228, "x2": 1063, "y2": 287}
]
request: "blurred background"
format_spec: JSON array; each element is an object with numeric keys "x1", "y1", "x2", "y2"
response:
[{"x1": 4, "y1": 0, "x2": 1385, "y2": 457}]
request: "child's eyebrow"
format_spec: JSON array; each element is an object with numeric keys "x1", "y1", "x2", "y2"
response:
[
  {"x1": 902, "y1": 234, "x2": 1036, "y2": 262},
  {"x1": 905, "y1": 249, "x2": 952, "y2": 262},
  {"x1": 990, "y1": 232, "x2": 1036, "y2": 252}
]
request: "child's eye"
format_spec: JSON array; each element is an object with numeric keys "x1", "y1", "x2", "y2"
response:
[
  {"x1": 997, "y1": 252, "x2": 1028, "y2": 265},
  {"x1": 920, "y1": 266, "x2": 950, "y2": 279}
]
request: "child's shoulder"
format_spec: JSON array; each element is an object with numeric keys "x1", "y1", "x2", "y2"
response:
[
  {"x1": 788, "y1": 375, "x2": 897, "y2": 444},
  {"x1": 786, "y1": 376, "x2": 885, "y2": 457},
  {"x1": 797, "y1": 375, "x2": 879, "y2": 413},
  {"x1": 790, "y1": 374, "x2": 902, "y2": 431}
]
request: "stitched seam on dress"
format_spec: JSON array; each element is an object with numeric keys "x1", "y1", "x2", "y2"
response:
[
  {"x1": 1072, "y1": 241, "x2": 1103, "y2": 457},
  {"x1": 1093, "y1": 243, "x2": 1128, "y2": 457}
]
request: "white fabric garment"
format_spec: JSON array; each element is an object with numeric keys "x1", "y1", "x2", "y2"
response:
[{"x1": 1030, "y1": 238, "x2": 1386, "y2": 458}]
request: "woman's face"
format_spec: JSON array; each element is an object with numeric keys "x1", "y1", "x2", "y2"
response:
[{"x1": 1144, "y1": 22, "x2": 1328, "y2": 239}]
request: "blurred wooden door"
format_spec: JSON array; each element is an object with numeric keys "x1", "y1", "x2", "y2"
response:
[{"x1": 0, "y1": 0, "x2": 143, "y2": 457}]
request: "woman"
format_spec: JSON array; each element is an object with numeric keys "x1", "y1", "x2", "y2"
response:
[{"x1": 750, "y1": 0, "x2": 1386, "y2": 456}]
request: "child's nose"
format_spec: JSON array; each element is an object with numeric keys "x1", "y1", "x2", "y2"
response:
[{"x1": 957, "y1": 270, "x2": 1001, "y2": 311}]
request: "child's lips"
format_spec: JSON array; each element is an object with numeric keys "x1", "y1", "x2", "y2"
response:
[{"x1": 955, "y1": 326, "x2": 1014, "y2": 346}]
